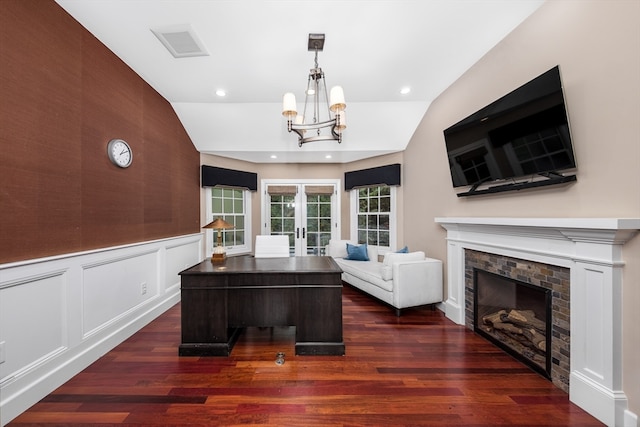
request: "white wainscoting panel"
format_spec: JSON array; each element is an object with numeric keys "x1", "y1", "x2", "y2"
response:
[
  {"x1": 0, "y1": 233, "x2": 203, "y2": 426},
  {"x1": 0, "y1": 271, "x2": 67, "y2": 385},
  {"x1": 82, "y1": 251, "x2": 158, "y2": 337},
  {"x1": 165, "y1": 240, "x2": 201, "y2": 293}
]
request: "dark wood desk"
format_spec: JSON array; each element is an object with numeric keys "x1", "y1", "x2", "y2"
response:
[{"x1": 179, "y1": 256, "x2": 344, "y2": 356}]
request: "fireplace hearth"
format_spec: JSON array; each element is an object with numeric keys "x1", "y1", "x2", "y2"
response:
[{"x1": 473, "y1": 268, "x2": 551, "y2": 379}]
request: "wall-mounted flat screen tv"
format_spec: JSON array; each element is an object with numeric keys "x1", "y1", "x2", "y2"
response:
[{"x1": 443, "y1": 66, "x2": 576, "y2": 192}]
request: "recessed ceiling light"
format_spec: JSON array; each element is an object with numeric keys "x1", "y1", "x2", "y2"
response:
[
  {"x1": 270, "y1": 154, "x2": 277, "y2": 159},
  {"x1": 325, "y1": 154, "x2": 332, "y2": 159},
  {"x1": 215, "y1": 89, "x2": 226, "y2": 97},
  {"x1": 400, "y1": 87, "x2": 411, "y2": 95}
]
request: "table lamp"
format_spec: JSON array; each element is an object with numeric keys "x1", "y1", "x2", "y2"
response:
[{"x1": 203, "y1": 218, "x2": 234, "y2": 262}]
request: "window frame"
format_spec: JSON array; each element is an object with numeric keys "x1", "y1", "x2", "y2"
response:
[
  {"x1": 349, "y1": 184, "x2": 397, "y2": 253},
  {"x1": 205, "y1": 186, "x2": 252, "y2": 256}
]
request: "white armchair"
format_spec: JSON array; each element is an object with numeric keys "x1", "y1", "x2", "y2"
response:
[{"x1": 254, "y1": 235, "x2": 290, "y2": 258}]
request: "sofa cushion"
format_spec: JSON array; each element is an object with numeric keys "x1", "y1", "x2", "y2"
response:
[
  {"x1": 367, "y1": 244, "x2": 378, "y2": 261},
  {"x1": 336, "y1": 258, "x2": 393, "y2": 292},
  {"x1": 381, "y1": 251, "x2": 426, "y2": 281},
  {"x1": 383, "y1": 251, "x2": 426, "y2": 266},
  {"x1": 328, "y1": 239, "x2": 353, "y2": 259},
  {"x1": 346, "y1": 243, "x2": 369, "y2": 261},
  {"x1": 381, "y1": 265, "x2": 393, "y2": 281},
  {"x1": 396, "y1": 246, "x2": 409, "y2": 253}
]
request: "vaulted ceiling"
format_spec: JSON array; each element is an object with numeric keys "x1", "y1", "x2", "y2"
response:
[{"x1": 55, "y1": 0, "x2": 544, "y2": 163}]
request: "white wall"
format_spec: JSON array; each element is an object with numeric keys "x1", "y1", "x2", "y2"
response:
[
  {"x1": 403, "y1": 0, "x2": 640, "y2": 422},
  {"x1": 0, "y1": 234, "x2": 203, "y2": 425}
]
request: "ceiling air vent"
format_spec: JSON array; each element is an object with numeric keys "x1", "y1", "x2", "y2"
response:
[{"x1": 151, "y1": 24, "x2": 209, "y2": 58}]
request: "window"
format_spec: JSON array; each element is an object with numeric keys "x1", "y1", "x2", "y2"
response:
[
  {"x1": 351, "y1": 185, "x2": 395, "y2": 249},
  {"x1": 207, "y1": 187, "x2": 251, "y2": 255}
]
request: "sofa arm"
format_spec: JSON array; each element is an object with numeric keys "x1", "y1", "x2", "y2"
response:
[{"x1": 392, "y1": 257, "x2": 443, "y2": 309}]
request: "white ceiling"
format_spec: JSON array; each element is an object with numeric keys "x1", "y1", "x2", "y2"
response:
[{"x1": 54, "y1": 0, "x2": 544, "y2": 164}]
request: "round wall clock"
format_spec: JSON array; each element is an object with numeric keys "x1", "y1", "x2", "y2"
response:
[{"x1": 107, "y1": 138, "x2": 133, "y2": 168}]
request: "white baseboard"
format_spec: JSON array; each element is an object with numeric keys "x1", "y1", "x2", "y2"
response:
[
  {"x1": 624, "y1": 409, "x2": 638, "y2": 427},
  {"x1": 570, "y1": 370, "x2": 630, "y2": 427}
]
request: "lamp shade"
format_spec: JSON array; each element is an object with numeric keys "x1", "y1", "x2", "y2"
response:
[
  {"x1": 329, "y1": 86, "x2": 346, "y2": 112},
  {"x1": 203, "y1": 218, "x2": 234, "y2": 230},
  {"x1": 282, "y1": 93, "x2": 297, "y2": 118}
]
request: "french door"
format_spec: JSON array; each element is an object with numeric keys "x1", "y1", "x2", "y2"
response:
[{"x1": 262, "y1": 180, "x2": 340, "y2": 256}]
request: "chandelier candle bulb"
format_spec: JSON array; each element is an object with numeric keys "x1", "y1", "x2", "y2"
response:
[
  {"x1": 329, "y1": 86, "x2": 346, "y2": 112},
  {"x1": 335, "y1": 111, "x2": 346, "y2": 132}
]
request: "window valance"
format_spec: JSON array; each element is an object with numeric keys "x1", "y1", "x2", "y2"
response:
[
  {"x1": 344, "y1": 163, "x2": 401, "y2": 190},
  {"x1": 201, "y1": 165, "x2": 257, "y2": 191}
]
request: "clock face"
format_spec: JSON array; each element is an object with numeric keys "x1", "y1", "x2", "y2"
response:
[{"x1": 107, "y1": 139, "x2": 132, "y2": 168}]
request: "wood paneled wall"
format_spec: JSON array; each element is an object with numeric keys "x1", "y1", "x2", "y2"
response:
[{"x1": 0, "y1": 1, "x2": 200, "y2": 263}]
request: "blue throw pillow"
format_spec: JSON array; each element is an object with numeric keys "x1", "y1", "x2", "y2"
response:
[
  {"x1": 346, "y1": 243, "x2": 369, "y2": 261},
  {"x1": 396, "y1": 246, "x2": 409, "y2": 253}
]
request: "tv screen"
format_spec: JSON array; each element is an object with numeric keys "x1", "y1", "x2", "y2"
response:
[{"x1": 443, "y1": 66, "x2": 576, "y2": 189}]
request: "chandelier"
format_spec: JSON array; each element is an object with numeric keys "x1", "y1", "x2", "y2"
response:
[{"x1": 282, "y1": 34, "x2": 346, "y2": 146}]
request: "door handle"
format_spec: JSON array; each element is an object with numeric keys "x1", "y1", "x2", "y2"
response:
[
  {"x1": 296, "y1": 228, "x2": 299, "y2": 238},
  {"x1": 302, "y1": 228, "x2": 306, "y2": 238}
]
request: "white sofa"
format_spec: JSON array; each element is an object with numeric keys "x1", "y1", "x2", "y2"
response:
[{"x1": 326, "y1": 240, "x2": 443, "y2": 315}]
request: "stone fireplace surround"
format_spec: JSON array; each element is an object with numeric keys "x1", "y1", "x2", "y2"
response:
[
  {"x1": 435, "y1": 218, "x2": 639, "y2": 427},
  {"x1": 465, "y1": 250, "x2": 569, "y2": 391}
]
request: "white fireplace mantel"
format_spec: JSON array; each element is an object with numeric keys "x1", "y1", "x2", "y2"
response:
[{"x1": 435, "y1": 217, "x2": 640, "y2": 427}]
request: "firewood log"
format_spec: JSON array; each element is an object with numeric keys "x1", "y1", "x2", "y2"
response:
[
  {"x1": 482, "y1": 310, "x2": 506, "y2": 325},
  {"x1": 506, "y1": 309, "x2": 546, "y2": 332},
  {"x1": 492, "y1": 321, "x2": 523, "y2": 334},
  {"x1": 522, "y1": 328, "x2": 546, "y2": 352}
]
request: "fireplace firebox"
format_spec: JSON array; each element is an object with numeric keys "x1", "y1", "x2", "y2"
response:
[{"x1": 473, "y1": 268, "x2": 551, "y2": 379}]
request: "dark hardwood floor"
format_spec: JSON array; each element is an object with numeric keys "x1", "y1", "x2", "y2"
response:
[{"x1": 10, "y1": 285, "x2": 603, "y2": 426}]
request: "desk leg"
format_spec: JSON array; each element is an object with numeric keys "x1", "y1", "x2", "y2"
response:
[
  {"x1": 179, "y1": 288, "x2": 239, "y2": 356},
  {"x1": 295, "y1": 286, "x2": 345, "y2": 356}
]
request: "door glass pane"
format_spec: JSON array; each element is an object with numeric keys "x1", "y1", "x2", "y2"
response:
[
  {"x1": 319, "y1": 218, "x2": 331, "y2": 232},
  {"x1": 306, "y1": 189, "x2": 333, "y2": 256},
  {"x1": 269, "y1": 194, "x2": 296, "y2": 255}
]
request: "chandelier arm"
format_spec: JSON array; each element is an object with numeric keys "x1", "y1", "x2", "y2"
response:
[
  {"x1": 298, "y1": 134, "x2": 342, "y2": 145},
  {"x1": 331, "y1": 121, "x2": 342, "y2": 143},
  {"x1": 291, "y1": 118, "x2": 336, "y2": 131},
  {"x1": 291, "y1": 127, "x2": 306, "y2": 147}
]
